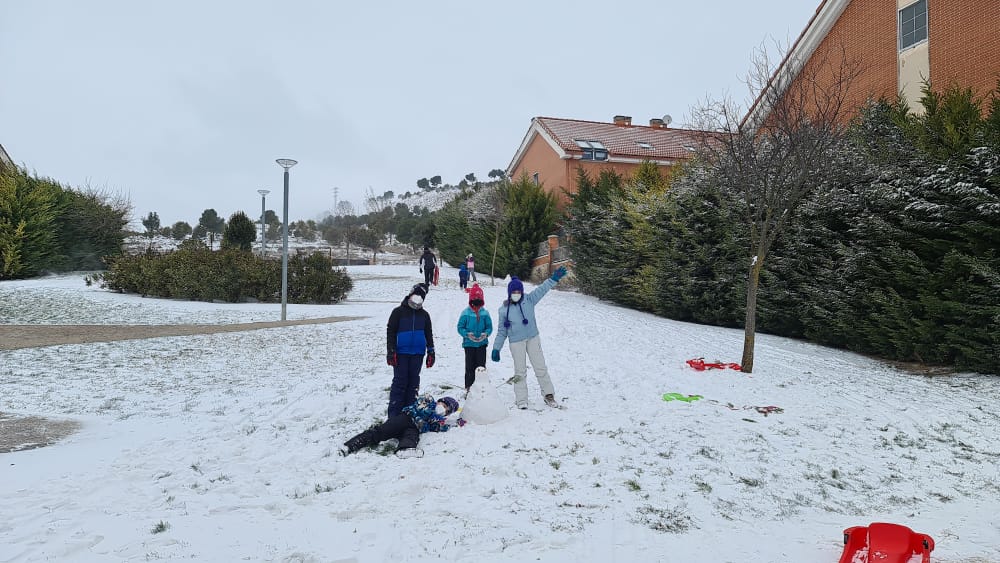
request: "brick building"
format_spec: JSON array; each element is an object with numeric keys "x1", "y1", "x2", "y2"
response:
[
  {"x1": 745, "y1": 0, "x2": 1000, "y2": 126},
  {"x1": 506, "y1": 116, "x2": 713, "y2": 208}
]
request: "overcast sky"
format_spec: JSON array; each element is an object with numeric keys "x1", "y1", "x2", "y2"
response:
[{"x1": 1, "y1": 1, "x2": 820, "y2": 228}]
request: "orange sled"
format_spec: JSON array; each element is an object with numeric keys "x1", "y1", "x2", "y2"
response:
[{"x1": 839, "y1": 522, "x2": 934, "y2": 563}]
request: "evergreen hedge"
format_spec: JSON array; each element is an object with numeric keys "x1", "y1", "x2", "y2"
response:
[
  {"x1": 92, "y1": 239, "x2": 352, "y2": 304},
  {"x1": 1, "y1": 166, "x2": 127, "y2": 279},
  {"x1": 563, "y1": 84, "x2": 1000, "y2": 375}
]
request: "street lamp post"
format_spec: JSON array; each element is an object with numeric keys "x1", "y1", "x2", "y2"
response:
[
  {"x1": 275, "y1": 158, "x2": 298, "y2": 321},
  {"x1": 257, "y1": 189, "x2": 270, "y2": 257}
]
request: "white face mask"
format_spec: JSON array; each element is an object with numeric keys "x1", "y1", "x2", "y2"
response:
[
  {"x1": 435, "y1": 404, "x2": 447, "y2": 416},
  {"x1": 409, "y1": 295, "x2": 424, "y2": 308},
  {"x1": 510, "y1": 293, "x2": 522, "y2": 303}
]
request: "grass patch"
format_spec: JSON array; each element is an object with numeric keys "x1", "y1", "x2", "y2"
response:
[{"x1": 633, "y1": 504, "x2": 694, "y2": 533}]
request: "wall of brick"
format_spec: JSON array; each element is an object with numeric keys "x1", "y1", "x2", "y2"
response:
[
  {"x1": 796, "y1": 0, "x2": 900, "y2": 117},
  {"x1": 529, "y1": 235, "x2": 573, "y2": 284},
  {"x1": 792, "y1": 0, "x2": 1000, "y2": 116},
  {"x1": 929, "y1": 0, "x2": 1000, "y2": 96}
]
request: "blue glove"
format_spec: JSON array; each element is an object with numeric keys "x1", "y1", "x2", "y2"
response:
[
  {"x1": 551, "y1": 266, "x2": 567, "y2": 282},
  {"x1": 491, "y1": 349, "x2": 501, "y2": 362}
]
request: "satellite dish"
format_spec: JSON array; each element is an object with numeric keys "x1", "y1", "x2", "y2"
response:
[{"x1": 661, "y1": 114, "x2": 673, "y2": 126}]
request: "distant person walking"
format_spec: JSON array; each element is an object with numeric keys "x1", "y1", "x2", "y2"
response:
[
  {"x1": 466, "y1": 254, "x2": 476, "y2": 282},
  {"x1": 386, "y1": 283, "x2": 435, "y2": 417},
  {"x1": 458, "y1": 263, "x2": 469, "y2": 290},
  {"x1": 419, "y1": 247, "x2": 437, "y2": 287},
  {"x1": 491, "y1": 266, "x2": 567, "y2": 409}
]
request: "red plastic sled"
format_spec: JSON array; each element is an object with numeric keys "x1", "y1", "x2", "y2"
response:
[
  {"x1": 686, "y1": 358, "x2": 742, "y2": 371},
  {"x1": 432, "y1": 266, "x2": 440, "y2": 286},
  {"x1": 839, "y1": 522, "x2": 934, "y2": 563}
]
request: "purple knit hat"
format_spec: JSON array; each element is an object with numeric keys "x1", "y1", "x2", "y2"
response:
[
  {"x1": 507, "y1": 276, "x2": 524, "y2": 299},
  {"x1": 439, "y1": 397, "x2": 459, "y2": 415}
]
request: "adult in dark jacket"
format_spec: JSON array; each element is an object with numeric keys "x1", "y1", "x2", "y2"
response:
[
  {"x1": 419, "y1": 247, "x2": 437, "y2": 286},
  {"x1": 386, "y1": 283, "x2": 435, "y2": 417}
]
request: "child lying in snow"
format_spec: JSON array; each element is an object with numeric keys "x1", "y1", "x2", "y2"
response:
[{"x1": 340, "y1": 394, "x2": 463, "y2": 457}]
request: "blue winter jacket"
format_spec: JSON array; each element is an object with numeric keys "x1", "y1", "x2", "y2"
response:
[
  {"x1": 387, "y1": 298, "x2": 434, "y2": 355},
  {"x1": 456, "y1": 307, "x2": 492, "y2": 348},
  {"x1": 493, "y1": 277, "x2": 556, "y2": 351},
  {"x1": 402, "y1": 394, "x2": 452, "y2": 433}
]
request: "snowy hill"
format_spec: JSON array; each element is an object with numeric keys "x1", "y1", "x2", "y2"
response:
[
  {"x1": 392, "y1": 184, "x2": 464, "y2": 212},
  {"x1": 1, "y1": 265, "x2": 998, "y2": 562}
]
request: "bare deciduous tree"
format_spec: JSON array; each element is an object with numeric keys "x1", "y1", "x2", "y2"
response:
[
  {"x1": 485, "y1": 180, "x2": 509, "y2": 285},
  {"x1": 336, "y1": 200, "x2": 356, "y2": 217},
  {"x1": 363, "y1": 187, "x2": 392, "y2": 214},
  {"x1": 691, "y1": 44, "x2": 864, "y2": 373}
]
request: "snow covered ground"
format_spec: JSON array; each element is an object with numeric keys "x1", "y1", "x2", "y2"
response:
[{"x1": 2, "y1": 265, "x2": 999, "y2": 563}]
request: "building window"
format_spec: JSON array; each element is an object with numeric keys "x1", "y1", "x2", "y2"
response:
[
  {"x1": 574, "y1": 139, "x2": 608, "y2": 161},
  {"x1": 636, "y1": 141, "x2": 653, "y2": 150},
  {"x1": 532, "y1": 172, "x2": 539, "y2": 185},
  {"x1": 899, "y1": 0, "x2": 927, "y2": 50}
]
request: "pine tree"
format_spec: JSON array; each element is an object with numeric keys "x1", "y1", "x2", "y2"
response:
[
  {"x1": 0, "y1": 167, "x2": 61, "y2": 279},
  {"x1": 222, "y1": 211, "x2": 257, "y2": 251},
  {"x1": 564, "y1": 168, "x2": 625, "y2": 299}
]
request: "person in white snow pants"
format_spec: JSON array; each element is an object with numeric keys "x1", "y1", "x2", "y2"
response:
[{"x1": 491, "y1": 266, "x2": 567, "y2": 409}]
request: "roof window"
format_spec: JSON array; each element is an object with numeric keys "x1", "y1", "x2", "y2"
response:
[{"x1": 574, "y1": 139, "x2": 608, "y2": 161}]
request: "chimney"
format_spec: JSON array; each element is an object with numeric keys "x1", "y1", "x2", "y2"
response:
[
  {"x1": 649, "y1": 118, "x2": 665, "y2": 128},
  {"x1": 613, "y1": 115, "x2": 632, "y2": 127}
]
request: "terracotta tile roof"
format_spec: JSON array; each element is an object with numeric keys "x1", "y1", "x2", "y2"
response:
[{"x1": 534, "y1": 116, "x2": 712, "y2": 161}]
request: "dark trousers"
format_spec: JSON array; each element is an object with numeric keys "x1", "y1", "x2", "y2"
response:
[
  {"x1": 388, "y1": 354, "x2": 423, "y2": 417},
  {"x1": 464, "y1": 346, "x2": 487, "y2": 389},
  {"x1": 344, "y1": 414, "x2": 419, "y2": 453},
  {"x1": 424, "y1": 268, "x2": 434, "y2": 286}
]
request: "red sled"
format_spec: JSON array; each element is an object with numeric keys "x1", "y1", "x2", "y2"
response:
[
  {"x1": 839, "y1": 522, "x2": 934, "y2": 563},
  {"x1": 432, "y1": 265, "x2": 440, "y2": 286},
  {"x1": 686, "y1": 358, "x2": 741, "y2": 371}
]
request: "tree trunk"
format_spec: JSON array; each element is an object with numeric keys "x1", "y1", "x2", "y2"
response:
[
  {"x1": 741, "y1": 259, "x2": 763, "y2": 373},
  {"x1": 490, "y1": 222, "x2": 500, "y2": 287}
]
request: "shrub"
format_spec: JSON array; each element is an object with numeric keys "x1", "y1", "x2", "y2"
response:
[{"x1": 94, "y1": 241, "x2": 352, "y2": 303}]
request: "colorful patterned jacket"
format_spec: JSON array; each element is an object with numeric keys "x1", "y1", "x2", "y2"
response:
[{"x1": 402, "y1": 394, "x2": 452, "y2": 433}]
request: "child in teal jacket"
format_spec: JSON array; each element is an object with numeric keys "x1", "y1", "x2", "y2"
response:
[{"x1": 456, "y1": 283, "x2": 492, "y2": 390}]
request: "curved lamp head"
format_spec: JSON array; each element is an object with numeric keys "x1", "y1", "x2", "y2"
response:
[
  {"x1": 257, "y1": 189, "x2": 270, "y2": 196},
  {"x1": 275, "y1": 158, "x2": 298, "y2": 170}
]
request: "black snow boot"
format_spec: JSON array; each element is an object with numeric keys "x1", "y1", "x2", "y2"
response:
[{"x1": 342, "y1": 428, "x2": 378, "y2": 455}]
